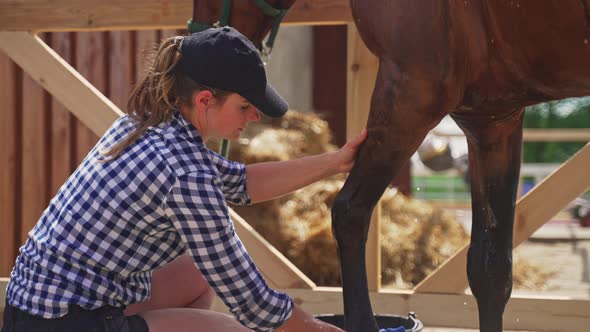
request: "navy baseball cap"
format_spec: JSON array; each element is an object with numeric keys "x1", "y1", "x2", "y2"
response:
[{"x1": 177, "y1": 27, "x2": 288, "y2": 118}]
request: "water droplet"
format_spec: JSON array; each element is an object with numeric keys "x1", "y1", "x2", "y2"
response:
[
  {"x1": 585, "y1": 39, "x2": 589, "y2": 44},
  {"x1": 463, "y1": 301, "x2": 467, "y2": 305}
]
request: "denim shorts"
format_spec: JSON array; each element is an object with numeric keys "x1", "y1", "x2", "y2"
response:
[{"x1": 1, "y1": 301, "x2": 149, "y2": 332}]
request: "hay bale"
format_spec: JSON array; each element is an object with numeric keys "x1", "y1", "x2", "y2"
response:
[
  {"x1": 207, "y1": 110, "x2": 336, "y2": 164},
  {"x1": 244, "y1": 129, "x2": 307, "y2": 164},
  {"x1": 379, "y1": 189, "x2": 468, "y2": 288}
]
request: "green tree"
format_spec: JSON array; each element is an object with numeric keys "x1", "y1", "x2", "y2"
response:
[{"x1": 523, "y1": 97, "x2": 590, "y2": 163}]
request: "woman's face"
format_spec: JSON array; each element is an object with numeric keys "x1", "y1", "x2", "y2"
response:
[{"x1": 205, "y1": 93, "x2": 261, "y2": 140}]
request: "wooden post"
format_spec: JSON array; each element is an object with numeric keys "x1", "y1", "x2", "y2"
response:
[
  {"x1": 0, "y1": 52, "x2": 18, "y2": 276},
  {"x1": 20, "y1": 33, "x2": 50, "y2": 245},
  {"x1": 49, "y1": 32, "x2": 75, "y2": 196},
  {"x1": 346, "y1": 24, "x2": 381, "y2": 290},
  {"x1": 74, "y1": 31, "x2": 104, "y2": 162},
  {"x1": 135, "y1": 31, "x2": 159, "y2": 83}
]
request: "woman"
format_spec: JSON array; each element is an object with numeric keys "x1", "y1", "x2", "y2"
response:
[{"x1": 2, "y1": 27, "x2": 366, "y2": 332}]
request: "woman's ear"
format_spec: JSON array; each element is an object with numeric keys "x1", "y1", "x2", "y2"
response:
[{"x1": 193, "y1": 90, "x2": 215, "y2": 112}]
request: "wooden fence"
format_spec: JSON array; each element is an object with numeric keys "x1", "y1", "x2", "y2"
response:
[{"x1": 0, "y1": 29, "x2": 182, "y2": 277}]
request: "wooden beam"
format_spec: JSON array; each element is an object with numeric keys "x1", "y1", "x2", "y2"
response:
[
  {"x1": 432, "y1": 128, "x2": 590, "y2": 142},
  {"x1": 229, "y1": 209, "x2": 315, "y2": 289},
  {"x1": 415, "y1": 142, "x2": 590, "y2": 293},
  {"x1": 20, "y1": 39, "x2": 49, "y2": 245},
  {"x1": 2, "y1": 277, "x2": 587, "y2": 332},
  {"x1": 49, "y1": 32, "x2": 75, "y2": 197},
  {"x1": 522, "y1": 128, "x2": 590, "y2": 142},
  {"x1": 284, "y1": 287, "x2": 590, "y2": 332},
  {"x1": 0, "y1": 52, "x2": 18, "y2": 277},
  {"x1": 1, "y1": 277, "x2": 6, "y2": 310},
  {"x1": 73, "y1": 31, "x2": 103, "y2": 163},
  {"x1": 0, "y1": 0, "x2": 352, "y2": 33},
  {"x1": 346, "y1": 24, "x2": 381, "y2": 290},
  {"x1": 0, "y1": 32, "x2": 123, "y2": 136}
]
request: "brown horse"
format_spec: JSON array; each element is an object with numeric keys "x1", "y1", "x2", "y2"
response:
[{"x1": 195, "y1": 1, "x2": 590, "y2": 331}]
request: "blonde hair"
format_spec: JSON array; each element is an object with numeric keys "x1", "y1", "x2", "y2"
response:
[{"x1": 101, "y1": 36, "x2": 230, "y2": 160}]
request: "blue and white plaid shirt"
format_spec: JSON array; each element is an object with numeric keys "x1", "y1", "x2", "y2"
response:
[{"x1": 6, "y1": 110, "x2": 293, "y2": 331}]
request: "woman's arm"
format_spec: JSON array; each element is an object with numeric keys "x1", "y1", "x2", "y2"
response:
[{"x1": 246, "y1": 129, "x2": 367, "y2": 203}]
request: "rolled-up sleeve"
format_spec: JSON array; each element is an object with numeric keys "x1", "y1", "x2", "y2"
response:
[
  {"x1": 164, "y1": 173, "x2": 293, "y2": 331},
  {"x1": 207, "y1": 150, "x2": 251, "y2": 205}
]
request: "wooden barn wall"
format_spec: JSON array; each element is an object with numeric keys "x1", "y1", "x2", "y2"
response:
[{"x1": 0, "y1": 29, "x2": 181, "y2": 277}]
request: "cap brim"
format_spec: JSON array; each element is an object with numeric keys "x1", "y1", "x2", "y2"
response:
[{"x1": 249, "y1": 84, "x2": 288, "y2": 118}]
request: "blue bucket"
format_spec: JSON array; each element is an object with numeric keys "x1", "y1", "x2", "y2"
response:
[{"x1": 316, "y1": 312, "x2": 423, "y2": 331}]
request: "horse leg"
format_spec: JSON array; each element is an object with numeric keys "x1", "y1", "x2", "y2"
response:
[
  {"x1": 452, "y1": 110, "x2": 524, "y2": 332},
  {"x1": 332, "y1": 59, "x2": 454, "y2": 332}
]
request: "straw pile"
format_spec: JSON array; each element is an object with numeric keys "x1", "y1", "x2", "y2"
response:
[{"x1": 222, "y1": 110, "x2": 551, "y2": 290}]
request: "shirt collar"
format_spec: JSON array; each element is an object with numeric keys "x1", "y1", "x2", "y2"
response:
[{"x1": 170, "y1": 109, "x2": 205, "y2": 145}]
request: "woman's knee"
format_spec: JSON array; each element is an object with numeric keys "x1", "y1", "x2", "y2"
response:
[
  {"x1": 186, "y1": 282, "x2": 215, "y2": 309},
  {"x1": 125, "y1": 254, "x2": 213, "y2": 315}
]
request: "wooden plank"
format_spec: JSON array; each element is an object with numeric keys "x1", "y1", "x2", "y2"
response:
[
  {"x1": 0, "y1": 32, "x2": 123, "y2": 138},
  {"x1": 108, "y1": 31, "x2": 134, "y2": 110},
  {"x1": 415, "y1": 142, "x2": 590, "y2": 293},
  {"x1": 230, "y1": 209, "x2": 315, "y2": 289},
  {"x1": 514, "y1": 142, "x2": 590, "y2": 243},
  {"x1": 0, "y1": 0, "x2": 352, "y2": 32},
  {"x1": 135, "y1": 31, "x2": 158, "y2": 83},
  {"x1": 280, "y1": 287, "x2": 590, "y2": 332},
  {"x1": 283, "y1": 0, "x2": 353, "y2": 26},
  {"x1": 160, "y1": 29, "x2": 179, "y2": 41},
  {"x1": 74, "y1": 31, "x2": 108, "y2": 163},
  {"x1": 1, "y1": 277, "x2": 7, "y2": 311},
  {"x1": 346, "y1": 24, "x2": 381, "y2": 290},
  {"x1": 432, "y1": 128, "x2": 590, "y2": 142},
  {"x1": 0, "y1": 52, "x2": 18, "y2": 276},
  {"x1": 49, "y1": 32, "x2": 74, "y2": 196},
  {"x1": 522, "y1": 128, "x2": 590, "y2": 142},
  {"x1": 20, "y1": 33, "x2": 49, "y2": 244}
]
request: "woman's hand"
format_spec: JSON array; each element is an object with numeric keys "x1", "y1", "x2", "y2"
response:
[
  {"x1": 334, "y1": 129, "x2": 367, "y2": 173},
  {"x1": 277, "y1": 304, "x2": 344, "y2": 332}
]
